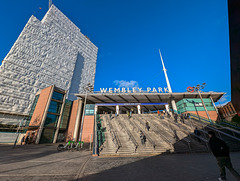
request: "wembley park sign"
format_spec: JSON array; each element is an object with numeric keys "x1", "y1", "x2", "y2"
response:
[{"x1": 99, "y1": 87, "x2": 170, "y2": 94}]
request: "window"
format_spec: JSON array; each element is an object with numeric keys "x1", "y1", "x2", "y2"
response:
[
  {"x1": 52, "y1": 91, "x2": 64, "y2": 101},
  {"x1": 60, "y1": 100, "x2": 72, "y2": 129},
  {"x1": 48, "y1": 101, "x2": 62, "y2": 114},
  {"x1": 25, "y1": 95, "x2": 39, "y2": 127},
  {"x1": 85, "y1": 104, "x2": 95, "y2": 115},
  {"x1": 44, "y1": 114, "x2": 59, "y2": 127}
]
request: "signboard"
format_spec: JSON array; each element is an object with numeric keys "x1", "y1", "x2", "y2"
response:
[
  {"x1": 194, "y1": 102, "x2": 203, "y2": 107},
  {"x1": 99, "y1": 87, "x2": 169, "y2": 94},
  {"x1": 96, "y1": 103, "x2": 168, "y2": 106}
]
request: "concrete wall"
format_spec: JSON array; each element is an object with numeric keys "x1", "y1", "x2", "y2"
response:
[{"x1": 187, "y1": 111, "x2": 218, "y2": 121}]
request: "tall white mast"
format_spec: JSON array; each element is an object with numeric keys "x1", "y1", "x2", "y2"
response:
[
  {"x1": 159, "y1": 49, "x2": 177, "y2": 113},
  {"x1": 49, "y1": 0, "x2": 52, "y2": 9},
  {"x1": 159, "y1": 49, "x2": 172, "y2": 93}
]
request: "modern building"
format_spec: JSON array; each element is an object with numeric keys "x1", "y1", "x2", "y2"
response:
[
  {"x1": 228, "y1": 0, "x2": 240, "y2": 116},
  {"x1": 176, "y1": 98, "x2": 218, "y2": 121},
  {"x1": 0, "y1": 5, "x2": 98, "y2": 125},
  {"x1": 25, "y1": 85, "x2": 95, "y2": 144},
  {"x1": 25, "y1": 87, "x2": 223, "y2": 144},
  {"x1": 218, "y1": 101, "x2": 237, "y2": 121}
]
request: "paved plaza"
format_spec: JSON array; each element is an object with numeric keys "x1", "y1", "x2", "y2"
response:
[{"x1": 0, "y1": 144, "x2": 240, "y2": 181}]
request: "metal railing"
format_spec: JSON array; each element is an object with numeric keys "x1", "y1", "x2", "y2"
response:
[
  {"x1": 129, "y1": 116, "x2": 156, "y2": 149},
  {"x1": 104, "y1": 115, "x2": 122, "y2": 153},
  {"x1": 189, "y1": 113, "x2": 240, "y2": 141},
  {"x1": 116, "y1": 117, "x2": 138, "y2": 152},
  {"x1": 137, "y1": 115, "x2": 174, "y2": 150}
]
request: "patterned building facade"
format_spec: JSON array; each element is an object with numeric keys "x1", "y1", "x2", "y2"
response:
[{"x1": 0, "y1": 5, "x2": 98, "y2": 125}]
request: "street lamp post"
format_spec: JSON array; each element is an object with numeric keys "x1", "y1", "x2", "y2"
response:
[
  {"x1": 187, "y1": 83, "x2": 212, "y2": 124},
  {"x1": 78, "y1": 83, "x2": 94, "y2": 143}
]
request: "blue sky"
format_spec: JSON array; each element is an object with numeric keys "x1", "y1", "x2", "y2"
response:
[{"x1": 0, "y1": 0, "x2": 230, "y2": 104}]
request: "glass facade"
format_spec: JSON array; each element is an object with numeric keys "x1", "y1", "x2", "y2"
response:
[
  {"x1": 44, "y1": 114, "x2": 59, "y2": 128},
  {"x1": 25, "y1": 95, "x2": 39, "y2": 127},
  {"x1": 60, "y1": 100, "x2": 73, "y2": 129},
  {"x1": 52, "y1": 91, "x2": 64, "y2": 101},
  {"x1": 39, "y1": 128, "x2": 55, "y2": 143},
  {"x1": 48, "y1": 101, "x2": 62, "y2": 114},
  {"x1": 85, "y1": 104, "x2": 95, "y2": 115},
  {"x1": 176, "y1": 98, "x2": 215, "y2": 114}
]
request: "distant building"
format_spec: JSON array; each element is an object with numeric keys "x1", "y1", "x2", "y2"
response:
[
  {"x1": 228, "y1": 0, "x2": 240, "y2": 116},
  {"x1": 218, "y1": 102, "x2": 237, "y2": 121},
  {"x1": 0, "y1": 5, "x2": 98, "y2": 125},
  {"x1": 176, "y1": 98, "x2": 218, "y2": 121}
]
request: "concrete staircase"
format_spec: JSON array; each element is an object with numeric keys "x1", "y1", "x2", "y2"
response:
[{"x1": 100, "y1": 114, "x2": 207, "y2": 156}]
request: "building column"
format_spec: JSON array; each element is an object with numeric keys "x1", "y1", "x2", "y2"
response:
[
  {"x1": 53, "y1": 90, "x2": 67, "y2": 143},
  {"x1": 165, "y1": 104, "x2": 169, "y2": 112},
  {"x1": 171, "y1": 100, "x2": 178, "y2": 113},
  {"x1": 116, "y1": 105, "x2": 119, "y2": 115},
  {"x1": 137, "y1": 105, "x2": 141, "y2": 114},
  {"x1": 73, "y1": 99, "x2": 83, "y2": 141},
  {"x1": 93, "y1": 105, "x2": 98, "y2": 155},
  {"x1": 35, "y1": 85, "x2": 55, "y2": 144}
]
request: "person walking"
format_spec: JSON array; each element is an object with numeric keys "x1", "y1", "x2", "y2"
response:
[
  {"x1": 109, "y1": 112, "x2": 112, "y2": 120},
  {"x1": 194, "y1": 127, "x2": 201, "y2": 142},
  {"x1": 180, "y1": 113, "x2": 184, "y2": 123},
  {"x1": 127, "y1": 111, "x2": 130, "y2": 118},
  {"x1": 21, "y1": 136, "x2": 25, "y2": 145},
  {"x1": 174, "y1": 113, "x2": 178, "y2": 123},
  {"x1": 208, "y1": 131, "x2": 240, "y2": 181},
  {"x1": 25, "y1": 134, "x2": 29, "y2": 145},
  {"x1": 145, "y1": 121, "x2": 150, "y2": 131},
  {"x1": 140, "y1": 131, "x2": 145, "y2": 145}
]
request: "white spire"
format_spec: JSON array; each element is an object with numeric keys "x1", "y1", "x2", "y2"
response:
[
  {"x1": 49, "y1": 0, "x2": 52, "y2": 9},
  {"x1": 159, "y1": 49, "x2": 172, "y2": 93},
  {"x1": 159, "y1": 49, "x2": 178, "y2": 113}
]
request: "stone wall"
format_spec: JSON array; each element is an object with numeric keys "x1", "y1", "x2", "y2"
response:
[{"x1": 0, "y1": 5, "x2": 98, "y2": 124}]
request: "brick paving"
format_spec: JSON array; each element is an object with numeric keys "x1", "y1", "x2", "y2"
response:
[{"x1": 0, "y1": 144, "x2": 240, "y2": 181}]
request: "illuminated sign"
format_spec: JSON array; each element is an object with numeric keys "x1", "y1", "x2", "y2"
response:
[{"x1": 187, "y1": 86, "x2": 194, "y2": 92}]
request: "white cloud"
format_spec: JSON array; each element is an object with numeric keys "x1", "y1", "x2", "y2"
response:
[
  {"x1": 215, "y1": 94, "x2": 229, "y2": 106},
  {"x1": 113, "y1": 80, "x2": 139, "y2": 88}
]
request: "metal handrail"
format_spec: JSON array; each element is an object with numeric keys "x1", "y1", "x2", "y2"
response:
[
  {"x1": 189, "y1": 114, "x2": 240, "y2": 141},
  {"x1": 189, "y1": 133, "x2": 210, "y2": 151},
  {"x1": 116, "y1": 117, "x2": 138, "y2": 152},
  {"x1": 218, "y1": 121, "x2": 240, "y2": 131},
  {"x1": 138, "y1": 115, "x2": 174, "y2": 148},
  {"x1": 129, "y1": 117, "x2": 156, "y2": 149},
  {"x1": 104, "y1": 115, "x2": 121, "y2": 153},
  {"x1": 148, "y1": 114, "x2": 195, "y2": 152}
]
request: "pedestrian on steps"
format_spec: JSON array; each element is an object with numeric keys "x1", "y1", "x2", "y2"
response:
[
  {"x1": 145, "y1": 121, "x2": 150, "y2": 131},
  {"x1": 140, "y1": 131, "x2": 146, "y2": 145},
  {"x1": 174, "y1": 113, "x2": 178, "y2": 123},
  {"x1": 21, "y1": 136, "x2": 25, "y2": 145},
  {"x1": 180, "y1": 113, "x2": 184, "y2": 123}
]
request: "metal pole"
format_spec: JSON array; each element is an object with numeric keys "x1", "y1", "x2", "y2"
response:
[
  {"x1": 94, "y1": 105, "x2": 98, "y2": 155},
  {"x1": 197, "y1": 90, "x2": 212, "y2": 124},
  {"x1": 159, "y1": 49, "x2": 177, "y2": 112},
  {"x1": 49, "y1": 0, "x2": 52, "y2": 9},
  {"x1": 210, "y1": 96, "x2": 221, "y2": 121},
  {"x1": 13, "y1": 119, "x2": 22, "y2": 149},
  {"x1": 90, "y1": 134, "x2": 92, "y2": 150},
  {"x1": 78, "y1": 92, "x2": 88, "y2": 142}
]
